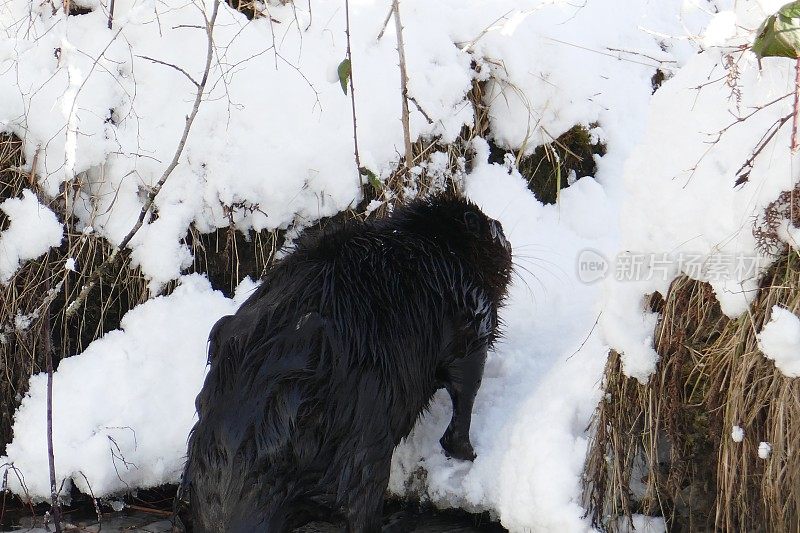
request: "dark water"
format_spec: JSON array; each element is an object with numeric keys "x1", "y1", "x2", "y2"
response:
[
  {"x1": 3, "y1": 513, "x2": 504, "y2": 532},
  {"x1": 3, "y1": 501, "x2": 506, "y2": 532}
]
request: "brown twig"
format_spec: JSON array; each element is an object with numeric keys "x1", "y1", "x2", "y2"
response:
[
  {"x1": 77, "y1": 471, "x2": 101, "y2": 528},
  {"x1": 792, "y1": 57, "x2": 800, "y2": 153},
  {"x1": 344, "y1": 0, "x2": 361, "y2": 182},
  {"x1": 66, "y1": 0, "x2": 221, "y2": 318},
  {"x1": 408, "y1": 95, "x2": 433, "y2": 124},
  {"x1": 392, "y1": 0, "x2": 413, "y2": 183},
  {"x1": 734, "y1": 113, "x2": 792, "y2": 187},
  {"x1": 43, "y1": 280, "x2": 62, "y2": 533},
  {"x1": 108, "y1": 0, "x2": 115, "y2": 29},
  {"x1": 126, "y1": 504, "x2": 173, "y2": 517},
  {"x1": 136, "y1": 55, "x2": 200, "y2": 87},
  {"x1": 376, "y1": 5, "x2": 393, "y2": 41}
]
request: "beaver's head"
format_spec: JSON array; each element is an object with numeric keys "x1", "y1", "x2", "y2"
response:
[{"x1": 392, "y1": 194, "x2": 514, "y2": 307}]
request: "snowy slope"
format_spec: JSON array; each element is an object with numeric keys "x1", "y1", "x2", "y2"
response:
[
  {"x1": 0, "y1": 0, "x2": 766, "y2": 530},
  {"x1": 603, "y1": 0, "x2": 800, "y2": 380}
]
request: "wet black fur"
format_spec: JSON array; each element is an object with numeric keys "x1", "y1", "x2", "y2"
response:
[{"x1": 181, "y1": 194, "x2": 513, "y2": 532}]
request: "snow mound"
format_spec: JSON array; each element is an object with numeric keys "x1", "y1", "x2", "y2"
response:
[
  {"x1": 0, "y1": 190, "x2": 63, "y2": 283},
  {"x1": 731, "y1": 425, "x2": 745, "y2": 443},
  {"x1": 2, "y1": 275, "x2": 239, "y2": 497},
  {"x1": 758, "y1": 305, "x2": 800, "y2": 377},
  {"x1": 758, "y1": 441, "x2": 772, "y2": 459},
  {"x1": 602, "y1": 3, "x2": 800, "y2": 381}
]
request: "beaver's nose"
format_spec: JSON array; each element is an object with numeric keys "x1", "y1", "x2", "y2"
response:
[
  {"x1": 490, "y1": 220, "x2": 511, "y2": 253},
  {"x1": 489, "y1": 220, "x2": 499, "y2": 239}
]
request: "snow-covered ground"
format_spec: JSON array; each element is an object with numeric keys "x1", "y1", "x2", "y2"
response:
[{"x1": 2, "y1": 0, "x2": 799, "y2": 530}]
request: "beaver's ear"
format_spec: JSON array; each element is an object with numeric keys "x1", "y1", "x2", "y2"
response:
[{"x1": 463, "y1": 211, "x2": 480, "y2": 235}]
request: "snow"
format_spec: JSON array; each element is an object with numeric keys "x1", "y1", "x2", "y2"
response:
[
  {"x1": 388, "y1": 155, "x2": 612, "y2": 531},
  {"x1": 731, "y1": 425, "x2": 744, "y2": 443},
  {"x1": 0, "y1": 0, "x2": 794, "y2": 530},
  {"x1": 0, "y1": 190, "x2": 63, "y2": 283},
  {"x1": 602, "y1": 1, "x2": 800, "y2": 380},
  {"x1": 3, "y1": 275, "x2": 239, "y2": 497},
  {"x1": 758, "y1": 441, "x2": 772, "y2": 459},
  {"x1": 758, "y1": 306, "x2": 800, "y2": 377}
]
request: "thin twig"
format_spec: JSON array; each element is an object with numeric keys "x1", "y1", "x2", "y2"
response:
[
  {"x1": 43, "y1": 280, "x2": 62, "y2": 533},
  {"x1": 734, "y1": 113, "x2": 793, "y2": 187},
  {"x1": 408, "y1": 95, "x2": 433, "y2": 124},
  {"x1": 792, "y1": 57, "x2": 800, "y2": 153},
  {"x1": 77, "y1": 472, "x2": 101, "y2": 529},
  {"x1": 711, "y1": 91, "x2": 793, "y2": 142},
  {"x1": 392, "y1": 0, "x2": 413, "y2": 179},
  {"x1": 376, "y1": 4, "x2": 393, "y2": 40},
  {"x1": 136, "y1": 55, "x2": 200, "y2": 87},
  {"x1": 566, "y1": 311, "x2": 601, "y2": 361},
  {"x1": 66, "y1": 0, "x2": 221, "y2": 318},
  {"x1": 344, "y1": 0, "x2": 361, "y2": 181},
  {"x1": 126, "y1": 504, "x2": 173, "y2": 517},
  {"x1": 108, "y1": 0, "x2": 115, "y2": 29}
]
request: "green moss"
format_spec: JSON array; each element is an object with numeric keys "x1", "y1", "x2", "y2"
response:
[{"x1": 491, "y1": 124, "x2": 606, "y2": 205}]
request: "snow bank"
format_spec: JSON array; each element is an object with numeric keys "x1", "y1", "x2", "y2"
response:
[
  {"x1": 602, "y1": 1, "x2": 800, "y2": 380},
  {"x1": 0, "y1": 0, "x2": 709, "y2": 290},
  {"x1": 0, "y1": 190, "x2": 63, "y2": 283},
  {"x1": 389, "y1": 154, "x2": 612, "y2": 532},
  {"x1": 758, "y1": 305, "x2": 800, "y2": 377},
  {"x1": 3, "y1": 275, "x2": 240, "y2": 497}
]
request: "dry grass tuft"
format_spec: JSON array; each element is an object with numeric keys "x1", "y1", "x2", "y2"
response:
[
  {"x1": 584, "y1": 254, "x2": 800, "y2": 532},
  {"x1": 0, "y1": 133, "x2": 152, "y2": 455},
  {"x1": 754, "y1": 183, "x2": 800, "y2": 256}
]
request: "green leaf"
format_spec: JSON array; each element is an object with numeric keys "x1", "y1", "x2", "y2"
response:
[
  {"x1": 337, "y1": 58, "x2": 351, "y2": 95},
  {"x1": 359, "y1": 167, "x2": 382, "y2": 191},
  {"x1": 752, "y1": 1, "x2": 800, "y2": 59}
]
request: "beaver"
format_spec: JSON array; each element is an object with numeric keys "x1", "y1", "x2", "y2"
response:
[{"x1": 180, "y1": 194, "x2": 513, "y2": 532}]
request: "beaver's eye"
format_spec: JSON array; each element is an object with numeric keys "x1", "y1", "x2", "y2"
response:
[{"x1": 463, "y1": 212, "x2": 480, "y2": 234}]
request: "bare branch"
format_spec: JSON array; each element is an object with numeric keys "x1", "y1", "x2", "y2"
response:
[
  {"x1": 408, "y1": 94, "x2": 433, "y2": 124},
  {"x1": 734, "y1": 113, "x2": 793, "y2": 187},
  {"x1": 43, "y1": 280, "x2": 61, "y2": 533},
  {"x1": 376, "y1": 5, "x2": 393, "y2": 41},
  {"x1": 136, "y1": 55, "x2": 200, "y2": 87},
  {"x1": 66, "y1": 0, "x2": 221, "y2": 318},
  {"x1": 108, "y1": 0, "x2": 116, "y2": 29},
  {"x1": 344, "y1": 0, "x2": 361, "y2": 182},
  {"x1": 393, "y1": 0, "x2": 412, "y2": 181},
  {"x1": 77, "y1": 472, "x2": 101, "y2": 527},
  {"x1": 793, "y1": 58, "x2": 800, "y2": 153}
]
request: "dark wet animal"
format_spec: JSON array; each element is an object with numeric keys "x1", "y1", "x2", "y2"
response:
[{"x1": 181, "y1": 194, "x2": 513, "y2": 532}]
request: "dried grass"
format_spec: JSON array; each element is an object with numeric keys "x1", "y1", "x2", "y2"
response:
[
  {"x1": 584, "y1": 253, "x2": 800, "y2": 532},
  {"x1": 0, "y1": 133, "x2": 153, "y2": 455}
]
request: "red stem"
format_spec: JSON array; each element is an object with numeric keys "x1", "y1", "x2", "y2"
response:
[{"x1": 792, "y1": 57, "x2": 800, "y2": 152}]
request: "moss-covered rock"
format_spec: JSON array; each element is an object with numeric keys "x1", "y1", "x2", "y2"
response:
[{"x1": 491, "y1": 124, "x2": 606, "y2": 205}]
